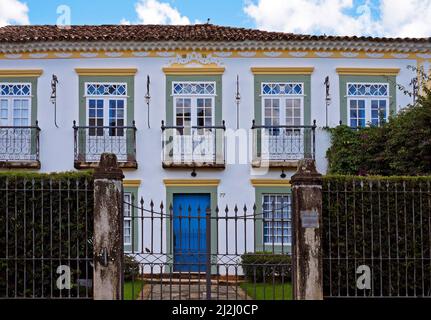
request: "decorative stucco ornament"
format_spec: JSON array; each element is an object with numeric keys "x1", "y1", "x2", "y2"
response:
[
  {"x1": 289, "y1": 51, "x2": 309, "y2": 57},
  {"x1": 314, "y1": 52, "x2": 334, "y2": 58},
  {"x1": 238, "y1": 51, "x2": 256, "y2": 57},
  {"x1": 168, "y1": 52, "x2": 223, "y2": 66},
  {"x1": 263, "y1": 51, "x2": 282, "y2": 57}
]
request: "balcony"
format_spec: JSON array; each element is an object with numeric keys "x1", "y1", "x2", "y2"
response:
[
  {"x1": 0, "y1": 124, "x2": 41, "y2": 169},
  {"x1": 252, "y1": 121, "x2": 316, "y2": 168},
  {"x1": 73, "y1": 121, "x2": 137, "y2": 169},
  {"x1": 161, "y1": 121, "x2": 226, "y2": 169}
]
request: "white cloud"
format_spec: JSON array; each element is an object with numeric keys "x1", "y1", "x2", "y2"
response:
[
  {"x1": 379, "y1": 0, "x2": 431, "y2": 37},
  {"x1": 120, "y1": 18, "x2": 131, "y2": 25},
  {"x1": 244, "y1": 0, "x2": 431, "y2": 37},
  {"x1": 128, "y1": 0, "x2": 191, "y2": 25},
  {"x1": 0, "y1": 0, "x2": 30, "y2": 27}
]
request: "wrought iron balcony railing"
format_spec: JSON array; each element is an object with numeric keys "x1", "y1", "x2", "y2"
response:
[
  {"x1": 0, "y1": 123, "x2": 41, "y2": 168},
  {"x1": 252, "y1": 120, "x2": 316, "y2": 167},
  {"x1": 73, "y1": 121, "x2": 137, "y2": 169},
  {"x1": 161, "y1": 121, "x2": 226, "y2": 168}
]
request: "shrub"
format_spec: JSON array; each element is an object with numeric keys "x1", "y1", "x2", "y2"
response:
[
  {"x1": 322, "y1": 175, "x2": 431, "y2": 297},
  {"x1": 124, "y1": 255, "x2": 140, "y2": 281},
  {"x1": 0, "y1": 172, "x2": 94, "y2": 298},
  {"x1": 326, "y1": 87, "x2": 431, "y2": 176},
  {"x1": 241, "y1": 252, "x2": 291, "y2": 283}
]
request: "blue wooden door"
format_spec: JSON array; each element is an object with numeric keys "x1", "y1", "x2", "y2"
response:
[{"x1": 173, "y1": 194, "x2": 210, "y2": 272}]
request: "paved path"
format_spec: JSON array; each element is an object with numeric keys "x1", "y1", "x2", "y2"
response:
[{"x1": 138, "y1": 280, "x2": 250, "y2": 300}]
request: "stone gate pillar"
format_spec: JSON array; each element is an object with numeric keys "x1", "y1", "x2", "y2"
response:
[
  {"x1": 93, "y1": 153, "x2": 124, "y2": 300},
  {"x1": 291, "y1": 159, "x2": 323, "y2": 300}
]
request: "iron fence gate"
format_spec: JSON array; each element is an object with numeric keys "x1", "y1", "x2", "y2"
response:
[
  {"x1": 0, "y1": 175, "x2": 94, "y2": 299},
  {"x1": 123, "y1": 196, "x2": 292, "y2": 301}
]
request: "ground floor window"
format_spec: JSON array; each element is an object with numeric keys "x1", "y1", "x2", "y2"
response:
[
  {"x1": 124, "y1": 193, "x2": 132, "y2": 245},
  {"x1": 262, "y1": 194, "x2": 292, "y2": 245}
]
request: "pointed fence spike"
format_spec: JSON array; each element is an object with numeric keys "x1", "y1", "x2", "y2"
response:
[{"x1": 160, "y1": 201, "x2": 164, "y2": 210}]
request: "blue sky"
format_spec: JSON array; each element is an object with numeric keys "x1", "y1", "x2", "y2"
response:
[
  {"x1": 1, "y1": 0, "x2": 431, "y2": 37},
  {"x1": 23, "y1": 0, "x2": 253, "y2": 27}
]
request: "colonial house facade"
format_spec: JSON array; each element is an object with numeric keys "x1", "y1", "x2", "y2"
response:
[{"x1": 0, "y1": 25, "x2": 429, "y2": 262}]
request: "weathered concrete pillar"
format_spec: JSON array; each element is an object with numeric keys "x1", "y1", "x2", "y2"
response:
[
  {"x1": 93, "y1": 153, "x2": 124, "y2": 300},
  {"x1": 291, "y1": 159, "x2": 323, "y2": 300}
]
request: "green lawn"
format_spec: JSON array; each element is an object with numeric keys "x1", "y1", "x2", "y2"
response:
[
  {"x1": 124, "y1": 281, "x2": 144, "y2": 300},
  {"x1": 240, "y1": 282, "x2": 292, "y2": 300}
]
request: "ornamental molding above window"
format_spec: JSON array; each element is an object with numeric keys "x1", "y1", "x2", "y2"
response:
[
  {"x1": 261, "y1": 82, "x2": 304, "y2": 96},
  {"x1": 172, "y1": 82, "x2": 216, "y2": 96},
  {"x1": 85, "y1": 83, "x2": 127, "y2": 96},
  {"x1": 347, "y1": 83, "x2": 389, "y2": 97},
  {"x1": 168, "y1": 52, "x2": 223, "y2": 67},
  {"x1": 0, "y1": 83, "x2": 31, "y2": 96}
]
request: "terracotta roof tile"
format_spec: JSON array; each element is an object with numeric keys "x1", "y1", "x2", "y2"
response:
[{"x1": 0, "y1": 24, "x2": 429, "y2": 44}]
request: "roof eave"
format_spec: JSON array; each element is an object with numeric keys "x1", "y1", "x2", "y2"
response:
[{"x1": 0, "y1": 40, "x2": 430, "y2": 54}]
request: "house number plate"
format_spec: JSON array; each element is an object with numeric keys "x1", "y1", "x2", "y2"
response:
[{"x1": 301, "y1": 210, "x2": 319, "y2": 228}]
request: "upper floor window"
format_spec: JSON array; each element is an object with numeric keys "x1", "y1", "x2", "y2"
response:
[
  {"x1": 86, "y1": 83, "x2": 127, "y2": 96},
  {"x1": 173, "y1": 82, "x2": 215, "y2": 96},
  {"x1": 347, "y1": 83, "x2": 389, "y2": 128},
  {"x1": 85, "y1": 82, "x2": 127, "y2": 136},
  {"x1": 0, "y1": 83, "x2": 32, "y2": 126},
  {"x1": 172, "y1": 81, "x2": 216, "y2": 134},
  {"x1": 261, "y1": 82, "x2": 304, "y2": 129}
]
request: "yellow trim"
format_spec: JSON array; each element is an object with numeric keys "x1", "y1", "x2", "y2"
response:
[
  {"x1": 163, "y1": 179, "x2": 221, "y2": 187},
  {"x1": 162, "y1": 67, "x2": 225, "y2": 75},
  {"x1": 124, "y1": 180, "x2": 141, "y2": 188},
  {"x1": 74, "y1": 68, "x2": 138, "y2": 76},
  {"x1": 250, "y1": 179, "x2": 291, "y2": 187},
  {"x1": 336, "y1": 68, "x2": 401, "y2": 76},
  {"x1": 251, "y1": 67, "x2": 314, "y2": 75},
  {"x1": 0, "y1": 69, "x2": 43, "y2": 77},
  {"x1": 0, "y1": 50, "x2": 425, "y2": 61}
]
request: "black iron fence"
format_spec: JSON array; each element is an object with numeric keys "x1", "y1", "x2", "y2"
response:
[
  {"x1": 161, "y1": 121, "x2": 226, "y2": 168},
  {"x1": 73, "y1": 121, "x2": 137, "y2": 168},
  {"x1": 322, "y1": 176, "x2": 431, "y2": 298},
  {"x1": 251, "y1": 121, "x2": 316, "y2": 165},
  {"x1": 123, "y1": 197, "x2": 292, "y2": 301},
  {"x1": 0, "y1": 124, "x2": 40, "y2": 163},
  {"x1": 0, "y1": 173, "x2": 94, "y2": 299}
]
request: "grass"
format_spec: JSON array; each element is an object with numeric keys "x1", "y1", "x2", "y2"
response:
[
  {"x1": 240, "y1": 282, "x2": 293, "y2": 300},
  {"x1": 124, "y1": 281, "x2": 144, "y2": 300}
]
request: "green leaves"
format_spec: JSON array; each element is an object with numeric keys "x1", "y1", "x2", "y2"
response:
[
  {"x1": 322, "y1": 176, "x2": 431, "y2": 297},
  {"x1": 327, "y1": 88, "x2": 431, "y2": 176},
  {"x1": 0, "y1": 173, "x2": 94, "y2": 298}
]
